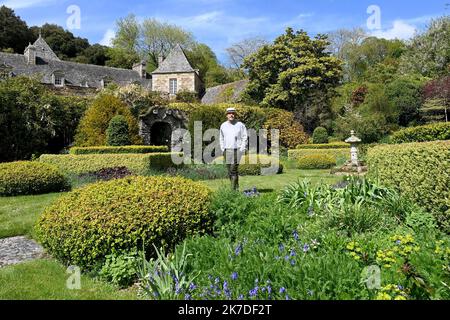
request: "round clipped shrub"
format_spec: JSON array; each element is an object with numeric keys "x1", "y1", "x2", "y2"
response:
[
  {"x1": 106, "y1": 115, "x2": 131, "y2": 146},
  {"x1": 297, "y1": 154, "x2": 336, "y2": 169},
  {"x1": 0, "y1": 161, "x2": 70, "y2": 196},
  {"x1": 312, "y1": 127, "x2": 329, "y2": 144},
  {"x1": 35, "y1": 176, "x2": 212, "y2": 270}
]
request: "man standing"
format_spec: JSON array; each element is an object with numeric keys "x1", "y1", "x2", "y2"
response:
[{"x1": 220, "y1": 108, "x2": 248, "y2": 191}]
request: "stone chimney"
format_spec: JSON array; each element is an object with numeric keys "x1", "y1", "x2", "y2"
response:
[
  {"x1": 132, "y1": 60, "x2": 147, "y2": 78},
  {"x1": 24, "y1": 43, "x2": 36, "y2": 65}
]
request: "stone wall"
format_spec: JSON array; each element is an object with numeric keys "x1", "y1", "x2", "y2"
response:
[{"x1": 152, "y1": 72, "x2": 202, "y2": 97}]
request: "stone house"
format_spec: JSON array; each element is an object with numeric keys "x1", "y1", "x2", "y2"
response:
[{"x1": 0, "y1": 35, "x2": 202, "y2": 97}]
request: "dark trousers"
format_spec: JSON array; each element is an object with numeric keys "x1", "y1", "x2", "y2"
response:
[{"x1": 224, "y1": 149, "x2": 242, "y2": 190}]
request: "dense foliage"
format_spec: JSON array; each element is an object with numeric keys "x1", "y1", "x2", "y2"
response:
[
  {"x1": 106, "y1": 115, "x2": 131, "y2": 146},
  {"x1": 0, "y1": 77, "x2": 89, "y2": 162},
  {"x1": 367, "y1": 141, "x2": 450, "y2": 232},
  {"x1": 288, "y1": 148, "x2": 349, "y2": 164},
  {"x1": 35, "y1": 176, "x2": 212, "y2": 270},
  {"x1": 74, "y1": 94, "x2": 141, "y2": 147},
  {"x1": 391, "y1": 122, "x2": 450, "y2": 144},
  {"x1": 0, "y1": 161, "x2": 69, "y2": 196}
]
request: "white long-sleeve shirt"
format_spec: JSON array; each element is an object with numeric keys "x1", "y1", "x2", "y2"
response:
[{"x1": 220, "y1": 121, "x2": 248, "y2": 152}]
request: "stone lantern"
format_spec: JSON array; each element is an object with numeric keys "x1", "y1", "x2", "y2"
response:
[{"x1": 345, "y1": 130, "x2": 362, "y2": 166}]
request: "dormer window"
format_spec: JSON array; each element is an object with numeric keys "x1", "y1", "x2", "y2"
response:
[
  {"x1": 0, "y1": 64, "x2": 12, "y2": 80},
  {"x1": 101, "y1": 77, "x2": 114, "y2": 89},
  {"x1": 169, "y1": 78, "x2": 178, "y2": 94},
  {"x1": 52, "y1": 72, "x2": 64, "y2": 87}
]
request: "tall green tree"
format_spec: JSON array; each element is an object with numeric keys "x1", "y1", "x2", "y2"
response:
[
  {"x1": 243, "y1": 28, "x2": 342, "y2": 132},
  {"x1": 399, "y1": 16, "x2": 450, "y2": 78},
  {"x1": 0, "y1": 6, "x2": 33, "y2": 53}
]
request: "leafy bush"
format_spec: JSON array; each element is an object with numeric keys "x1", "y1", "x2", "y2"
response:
[
  {"x1": 99, "y1": 250, "x2": 139, "y2": 288},
  {"x1": 69, "y1": 145, "x2": 168, "y2": 155},
  {"x1": 312, "y1": 127, "x2": 329, "y2": 144},
  {"x1": 295, "y1": 142, "x2": 349, "y2": 149},
  {"x1": 74, "y1": 94, "x2": 142, "y2": 147},
  {"x1": 0, "y1": 161, "x2": 70, "y2": 196},
  {"x1": 106, "y1": 115, "x2": 131, "y2": 146},
  {"x1": 39, "y1": 153, "x2": 181, "y2": 175},
  {"x1": 297, "y1": 154, "x2": 336, "y2": 169},
  {"x1": 391, "y1": 122, "x2": 450, "y2": 144},
  {"x1": 0, "y1": 77, "x2": 90, "y2": 161},
  {"x1": 367, "y1": 141, "x2": 450, "y2": 231},
  {"x1": 176, "y1": 90, "x2": 199, "y2": 103},
  {"x1": 35, "y1": 176, "x2": 213, "y2": 270}
]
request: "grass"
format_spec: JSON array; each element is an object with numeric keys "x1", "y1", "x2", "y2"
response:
[
  {"x1": 0, "y1": 259, "x2": 137, "y2": 300},
  {"x1": 0, "y1": 193, "x2": 62, "y2": 239},
  {"x1": 201, "y1": 169, "x2": 340, "y2": 192}
]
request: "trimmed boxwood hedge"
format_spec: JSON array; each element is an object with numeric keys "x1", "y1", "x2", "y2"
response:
[
  {"x1": 0, "y1": 161, "x2": 70, "y2": 196},
  {"x1": 39, "y1": 152, "x2": 181, "y2": 175},
  {"x1": 69, "y1": 145, "x2": 168, "y2": 155},
  {"x1": 367, "y1": 141, "x2": 450, "y2": 231},
  {"x1": 391, "y1": 122, "x2": 450, "y2": 144},
  {"x1": 288, "y1": 149, "x2": 349, "y2": 163},
  {"x1": 297, "y1": 154, "x2": 336, "y2": 169},
  {"x1": 35, "y1": 176, "x2": 213, "y2": 270},
  {"x1": 295, "y1": 142, "x2": 349, "y2": 149}
]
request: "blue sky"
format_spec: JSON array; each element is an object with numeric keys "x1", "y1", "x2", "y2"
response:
[{"x1": 2, "y1": 0, "x2": 448, "y2": 64}]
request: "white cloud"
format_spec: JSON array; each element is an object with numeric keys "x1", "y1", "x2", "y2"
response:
[
  {"x1": 0, "y1": 0, "x2": 58, "y2": 9},
  {"x1": 370, "y1": 20, "x2": 418, "y2": 40},
  {"x1": 100, "y1": 29, "x2": 115, "y2": 47}
]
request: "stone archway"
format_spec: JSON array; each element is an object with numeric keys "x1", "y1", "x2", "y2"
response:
[
  {"x1": 150, "y1": 122, "x2": 172, "y2": 148},
  {"x1": 139, "y1": 106, "x2": 188, "y2": 150}
]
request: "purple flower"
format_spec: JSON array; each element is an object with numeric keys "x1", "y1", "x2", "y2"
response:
[
  {"x1": 279, "y1": 287, "x2": 286, "y2": 294},
  {"x1": 303, "y1": 244, "x2": 310, "y2": 252},
  {"x1": 285, "y1": 295, "x2": 290, "y2": 300},
  {"x1": 307, "y1": 206, "x2": 314, "y2": 217},
  {"x1": 267, "y1": 285, "x2": 272, "y2": 295},
  {"x1": 397, "y1": 285, "x2": 404, "y2": 290},
  {"x1": 223, "y1": 281, "x2": 229, "y2": 290},
  {"x1": 234, "y1": 243, "x2": 242, "y2": 256},
  {"x1": 396, "y1": 240, "x2": 402, "y2": 245},
  {"x1": 231, "y1": 272, "x2": 238, "y2": 281},
  {"x1": 293, "y1": 230, "x2": 299, "y2": 241},
  {"x1": 215, "y1": 277, "x2": 220, "y2": 284},
  {"x1": 249, "y1": 287, "x2": 259, "y2": 297},
  {"x1": 238, "y1": 294, "x2": 244, "y2": 300},
  {"x1": 185, "y1": 294, "x2": 191, "y2": 300},
  {"x1": 290, "y1": 259, "x2": 296, "y2": 266},
  {"x1": 189, "y1": 283, "x2": 196, "y2": 291},
  {"x1": 290, "y1": 249, "x2": 296, "y2": 257},
  {"x1": 279, "y1": 244, "x2": 285, "y2": 252}
]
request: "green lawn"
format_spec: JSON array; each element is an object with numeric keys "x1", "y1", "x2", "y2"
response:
[
  {"x1": 201, "y1": 169, "x2": 340, "y2": 192},
  {"x1": 0, "y1": 193, "x2": 62, "y2": 239},
  {"x1": 0, "y1": 259, "x2": 137, "y2": 300}
]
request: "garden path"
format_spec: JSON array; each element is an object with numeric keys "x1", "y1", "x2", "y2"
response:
[{"x1": 0, "y1": 236, "x2": 45, "y2": 268}]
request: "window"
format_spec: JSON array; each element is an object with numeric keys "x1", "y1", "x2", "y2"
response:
[
  {"x1": 169, "y1": 78, "x2": 178, "y2": 94},
  {"x1": 52, "y1": 72, "x2": 64, "y2": 87}
]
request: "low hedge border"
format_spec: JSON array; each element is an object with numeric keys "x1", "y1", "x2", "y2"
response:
[
  {"x1": 297, "y1": 154, "x2": 336, "y2": 169},
  {"x1": 0, "y1": 161, "x2": 70, "y2": 196},
  {"x1": 295, "y1": 142, "x2": 349, "y2": 149},
  {"x1": 69, "y1": 145, "x2": 168, "y2": 155},
  {"x1": 288, "y1": 149, "x2": 349, "y2": 163},
  {"x1": 367, "y1": 141, "x2": 450, "y2": 231},
  {"x1": 39, "y1": 152, "x2": 182, "y2": 175}
]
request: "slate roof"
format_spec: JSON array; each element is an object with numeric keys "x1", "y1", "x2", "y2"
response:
[
  {"x1": 152, "y1": 44, "x2": 197, "y2": 74},
  {"x1": 201, "y1": 80, "x2": 249, "y2": 104},
  {"x1": 0, "y1": 36, "x2": 152, "y2": 89}
]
